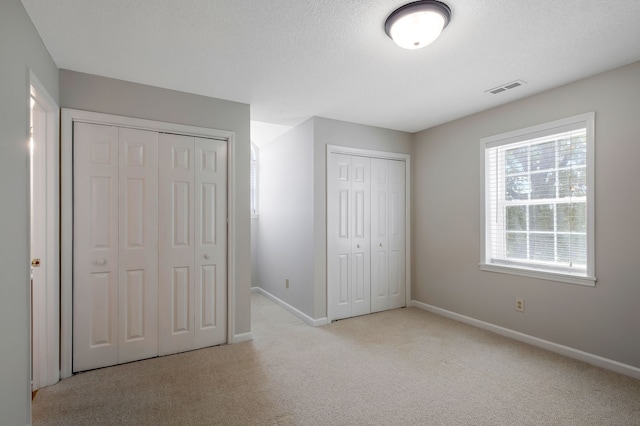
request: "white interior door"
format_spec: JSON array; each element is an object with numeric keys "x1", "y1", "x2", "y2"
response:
[
  {"x1": 158, "y1": 134, "x2": 228, "y2": 353},
  {"x1": 30, "y1": 79, "x2": 61, "y2": 390},
  {"x1": 30, "y1": 83, "x2": 60, "y2": 389},
  {"x1": 30, "y1": 98, "x2": 47, "y2": 389},
  {"x1": 117, "y1": 128, "x2": 159, "y2": 363},
  {"x1": 194, "y1": 138, "x2": 227, "y2": 348},
  {"x1": 74, "y1": 124, "x2": 228, "y2": 370},
  {"x1": 371, "y1": 159, "x2": 390, "y2": 313},
  {"x1": 371, "y1": 159, "x2": 406, "y2": 313},
  {"x1": 158, "y1": 133, "x2": 195, "y2": 355},
  {"x1": 387, "y1": 160, "x2": 406, "y2": 309},
  {"x1": 328, "y1": 149, "x2": 406, "y2": 321},
  {"x1": 327, "y1": 153, "x2": 371, "y2": 320},
  {"x1": 328, "y1": 153, "x2": 354, "y2": 320},
  {"x1": 73, "y1": 123, "x2": 119, "y2": 372},
  {"x1": 350, "y1": 156, "x2": 371, "y2": 317}
]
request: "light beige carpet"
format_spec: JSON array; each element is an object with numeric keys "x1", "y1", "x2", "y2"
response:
[{"x1": 33, "y1": 293, "x2": 640, "y2": 425}]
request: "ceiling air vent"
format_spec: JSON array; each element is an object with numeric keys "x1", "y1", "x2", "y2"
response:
[{"x1": 486, "y1": 80, "x2": 526, "y2": 95}]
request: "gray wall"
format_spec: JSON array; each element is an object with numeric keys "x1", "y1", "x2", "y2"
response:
[
  {"x1": 313, "y1": 118, "x2": 413, "y2": 318},
  {"x1": 412, "y1": 61, "x2": 640, "y2": 368},
  {"x1": 257, "y1": 118, "x2": 315, "y2": 316},
  {"x1": 60, "y1": 70, "x2": 252, "y2": 335},
  {"x1": 0, "y1": 1, "x2": 59, "y2": 424},
  {"x1": 256, "y1": 117, "x2": 413, "y2": 320}
]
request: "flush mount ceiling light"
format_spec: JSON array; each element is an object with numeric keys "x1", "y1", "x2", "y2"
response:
[{"x1": 385, "y1": 0, "x2": 451, "y2": 50}]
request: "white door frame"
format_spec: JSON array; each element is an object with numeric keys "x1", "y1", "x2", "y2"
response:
[
  {"x1": 60, "y1": 109, "x2": 237, "y2": 378},
  {"x1": 29, "y1": 71, "x2": 60, "y2": 389},
  {"x1": 326, "y1": 145, "x2": 411, "y2": 322}
]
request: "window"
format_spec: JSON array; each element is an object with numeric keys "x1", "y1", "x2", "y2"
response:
[
  {"x1": 250, "y1": 142, "x2": 258, "y2": 217},
  {"x1": 480, "y1": 112, "x2": 595, "y2": 286}
]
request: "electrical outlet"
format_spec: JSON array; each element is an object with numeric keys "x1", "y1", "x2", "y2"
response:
[
  {"x1": 515, "y1": 298, "x2": 525, "y2": 312},
  {"x1": 285, "y1": 278, "x2": 289, "y2": 289}
]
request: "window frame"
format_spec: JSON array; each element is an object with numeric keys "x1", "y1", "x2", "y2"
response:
[
  {"x1": 250, "y1": 142, "x2": 259, "y2": 218},
  {"x1": 480, "y1": 112, "x2": 596, "y2": 286}
]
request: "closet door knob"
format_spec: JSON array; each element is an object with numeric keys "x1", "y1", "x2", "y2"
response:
[
  {"x1": 95, "y1": 259, "x2": 106, "y2": 266},
  {"x1": 379, "y1": 243, "x2": 383, "y2": 247},
  {"x1": 356, "y1": 244, "x2": 360, "y2": 249},
  {"x1": 203, "y1": 254, "x2": 210, "y2": 260}
]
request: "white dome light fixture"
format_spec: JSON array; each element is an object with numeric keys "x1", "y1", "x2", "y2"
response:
[{"x1": 385, "y1": 0, "x2": 452, "y2": 50}]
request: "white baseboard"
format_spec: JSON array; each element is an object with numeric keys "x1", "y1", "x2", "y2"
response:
[
  {"x1": 410, "y1": 300, "x2": 640, "y2": 379},
  {"x1": 251, "y1": 287, "x2": 328, "y2": 327},
  {"x1": 230, "y1": 332, "x2": 253, "y2": 344}
]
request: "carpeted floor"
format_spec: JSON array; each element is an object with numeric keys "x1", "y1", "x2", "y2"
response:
[{"x1": 32, "y1": 292, "x2": 640, "y2": 425}]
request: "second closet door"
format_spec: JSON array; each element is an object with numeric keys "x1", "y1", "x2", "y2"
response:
[
  {"x1": 370, "y1": 159, "x2": 406, "y2": 313},
  {"x1": 327, "y1": 152, "x2": 406, "y2": 322},
  {"x1": 327, "y1": 153, "x2": 371, "y2": 321},
  {"x1": 158, "y1": 133, "x2": 227, "y2": 356}
]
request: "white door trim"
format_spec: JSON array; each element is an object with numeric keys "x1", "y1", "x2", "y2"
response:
[
  {"x1": 29, "y1": 71, "x2": 60, "y2": 389},
  {"x1": 326, "y1": 145, "x2": 411, "y2": 322},
  {"x1": 61, "y1": 109, "x2": 237, "y2": 378}
]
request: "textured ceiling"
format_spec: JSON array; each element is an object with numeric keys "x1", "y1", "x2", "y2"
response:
[{"x1": 21, "y1": 0, "x2": 640, "y2": 133}]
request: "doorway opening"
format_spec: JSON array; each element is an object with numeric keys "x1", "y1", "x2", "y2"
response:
[{"x1": 29, "y1": 73, "x2": 60, "y2": 393}]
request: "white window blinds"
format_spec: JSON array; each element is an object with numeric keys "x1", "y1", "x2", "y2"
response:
[{"x1": 481, "y1": 113, "x2": 595, "y2": 285}]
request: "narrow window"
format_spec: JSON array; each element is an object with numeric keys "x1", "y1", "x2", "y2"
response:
[
  {"x1": 250, "y1": 143, "x2": 258, "y2": 217},
  {"x1": 480, "y1": 113, "x2": 595, "y2": 286}
]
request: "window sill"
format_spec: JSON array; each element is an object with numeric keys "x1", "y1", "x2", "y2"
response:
[{"x1": 479, "y1": 263, "x2": 596, "y2": 287}]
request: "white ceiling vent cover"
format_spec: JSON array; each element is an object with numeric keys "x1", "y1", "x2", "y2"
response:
[{"x1": 486, "y1": 80, "x2": 527, "y2": 95}]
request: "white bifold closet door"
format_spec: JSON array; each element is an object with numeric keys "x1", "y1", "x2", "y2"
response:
[
  {"x1": 327, "y1": 154, "x2": 371, "y2": 320},
  {"x1": 328, "y1": 152, "x2": 406, "y2": 321},
  {"x1": 370, "y1": 159, "x2": 406, "y2": 313},
  {"x1": 158, "y1": 133, "x2": 227, "y2": 356},
  {"x1": 73, "y1": 123, "x2": 159, "y2": 371},
  {"x1": 73, "y1": 123, "x2": 226, "y2": 373},
  {"x1": 118, "y1": 127, "x2": 159, "y2": 364}
]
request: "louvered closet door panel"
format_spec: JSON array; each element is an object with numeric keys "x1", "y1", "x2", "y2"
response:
[
  {"x1": 350, "y1": 156, "x2": 371, "y2": 317},
  {"x1": 371, "y1": 158, "x2": 390, "y2": 313},
  {"x1": 194, "y1": 137, "x2": 227, "y2": 349},
  {"x1": 117, "y1": 127, "x2": 159, "y2": 363},
  {"x1": 73, "y1": 122, "x2": 119, "y2": 372},
  {"x1": 328, "y1": 153, "x2": 354, "y2": 320},
  {"x1": 388, "y1": 160, "x2": 406, "y2": 309},
  {"x1": 158, "y1": 133, "x2": 196, "y2": 355}
]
